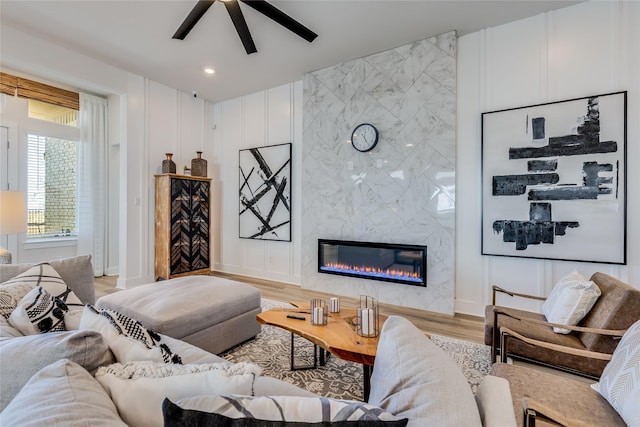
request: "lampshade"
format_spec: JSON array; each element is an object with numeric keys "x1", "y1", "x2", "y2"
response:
[{"x1": 0, "y1": 191, "x2": 27, "y2": 235}]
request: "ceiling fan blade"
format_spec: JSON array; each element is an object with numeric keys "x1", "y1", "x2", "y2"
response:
[
  {"x1": 173, "y1": 0, "x2": 216, "y2": 40},
  {"x1": 241, "y1": 0, "x2": 318, "y2": 43},
  {"x1": 224, "y1": 0, "x2": 257, "y2": 54}
]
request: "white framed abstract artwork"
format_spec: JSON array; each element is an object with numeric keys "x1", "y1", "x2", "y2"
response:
[
  {"x1": 239, "y1": 143, "x2": 291, "y2": 241},
  {"x1": 481, "y1": 91, "x2": 627, "y2": 264}
]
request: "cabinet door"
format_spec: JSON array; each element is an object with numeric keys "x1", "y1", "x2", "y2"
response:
[
  {"x1": 169, "y1": 178, "x2": 192, "y2": 275},
  {"x1": 190, "y1": 180, "x2": 210, "y2": 270}
]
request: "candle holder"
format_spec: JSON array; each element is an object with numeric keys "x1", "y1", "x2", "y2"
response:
[
  {"x1": 310, "y1": 298, "x2": 327, "y2": 325},
  {"x1": 329, "y1": 297, "x2": 340, "y2": 313},
  {"x1": 357, "y1": 295, "x2": 379, "y2": 337}
]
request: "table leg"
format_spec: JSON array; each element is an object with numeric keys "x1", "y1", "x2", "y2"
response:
[
  {"x1": 290, "y1": 332, "x2": 318, "y2": 370},
  {"x1": 363, "y1": 364, "x2": 373, "y2": 402}
]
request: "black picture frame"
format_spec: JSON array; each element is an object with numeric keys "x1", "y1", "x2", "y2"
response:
[
  {"x1": 239, "y1": 143, "x2": 292, "y2": 241},
  {"x1": 481, "y1": 91, "x2": 627, "y2": 264}
]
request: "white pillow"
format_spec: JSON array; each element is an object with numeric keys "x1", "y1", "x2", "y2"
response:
[
  {"x1": 592, "y1": 320, "x2": 640, "y2": 427},
  {"x1": 542, "y1": 270, "x2": 601, "y2": 334},
  {"x1": 79, "y1": 304, "x2": 182, "y2": 364},
  {"x1": 8, "y1": 287, "x2": 68, "y2": 335},
  {"x1": 164, "y1": 395, "x2": 407, "y2": 425},
  {"x1": 94, "y1": 360, "x2": 261, "y2": 427}
]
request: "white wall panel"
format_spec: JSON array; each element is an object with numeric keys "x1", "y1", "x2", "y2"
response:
[
  {"x1": 210, "y1": 83, "x2": 301, "y2": 284},
  {"x1": 456, "y1": 0, "x2": 639, "y2": 316}
]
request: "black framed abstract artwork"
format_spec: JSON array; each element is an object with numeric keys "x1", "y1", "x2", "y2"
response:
[
  {"x1": 482, "y1": 91, "x2": 627, "y2": 264},
  {"x1": 239, "y1": 143, "x2": 292, "y2": 241}
]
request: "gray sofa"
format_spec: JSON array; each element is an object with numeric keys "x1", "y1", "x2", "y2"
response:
[{"x1": 0, "y1": 256, "x2": 514, "y2": 426}]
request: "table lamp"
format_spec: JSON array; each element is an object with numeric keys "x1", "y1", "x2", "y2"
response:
[{"x1": 0, "y1": 191, "x2": 27, "y2": 264}]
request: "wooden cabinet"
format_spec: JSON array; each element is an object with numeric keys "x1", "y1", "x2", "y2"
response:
[{"x1": 155, "y1": 174, "x2": 212, "y2": 281}]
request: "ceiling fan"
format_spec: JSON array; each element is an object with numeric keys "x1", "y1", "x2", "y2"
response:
[{"x1": 172, "y1": 0, "x2": 318, "y2": 55}]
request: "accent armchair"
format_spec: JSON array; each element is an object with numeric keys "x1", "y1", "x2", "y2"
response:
[{"x1": 484, "y1": 272, "x2": 640, "y2": 378}]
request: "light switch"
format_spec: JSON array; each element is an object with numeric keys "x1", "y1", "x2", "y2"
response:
[{"x1": 347, "y1": 161, "x2": 354, "y2": 170}]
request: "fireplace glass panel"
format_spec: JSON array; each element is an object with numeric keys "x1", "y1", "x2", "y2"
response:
[{"x1": 318, "y1": 239, "x2": 427, "y2": 287}]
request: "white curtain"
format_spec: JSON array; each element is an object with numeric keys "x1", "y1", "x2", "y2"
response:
[{"x1": 77, "y1": 93, "x2": 108, "y2": 276}]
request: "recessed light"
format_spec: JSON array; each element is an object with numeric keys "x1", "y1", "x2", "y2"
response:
[{"x1": 204, "y1": 68, "x2": 215, "y2": 75}]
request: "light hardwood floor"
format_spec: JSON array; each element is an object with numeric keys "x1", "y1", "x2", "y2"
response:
[{"x1": 94, "y1": 272, "x2": 485, "y2": 344}]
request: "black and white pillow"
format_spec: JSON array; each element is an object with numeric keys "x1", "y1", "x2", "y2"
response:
[
  {"x1": 162, "y1": 395, "x2": 409, "y2": 426},
  {"x1": 8, "y1": 287, "x2": 68, "y2": 335},
  {"x1": 0, "y1": 264, "x2": 84, "y2": 329},
  {"x1": 80, "y1": 305, "x2": 182, "y2": 364}
]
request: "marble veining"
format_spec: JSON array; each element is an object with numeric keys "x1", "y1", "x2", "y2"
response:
[{"x1": 302, "y1": 31, "x2": 457, "y2": 314}]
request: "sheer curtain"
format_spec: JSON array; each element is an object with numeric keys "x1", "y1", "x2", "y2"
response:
[{"x1": 77, "y1": 93, "x2": 108, "y2": 276}]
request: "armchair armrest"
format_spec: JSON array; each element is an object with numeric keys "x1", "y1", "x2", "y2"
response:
[
  {"x1": 494, "y1": 309, "x2": 627, "y2": 336},
  {"x1": 500, "y1": 326, "x2": 614, "y2": 363},
  {"x1": 492, "y1": 285, "x2": 547, "y2": 305},
  {"x1": 522, "y1": 396, "x2": 568, "y2": 427}
]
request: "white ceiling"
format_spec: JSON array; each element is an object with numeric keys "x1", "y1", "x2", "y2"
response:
[{"x1": 0, "y1": 0, "x2": 582, "y2": 103}]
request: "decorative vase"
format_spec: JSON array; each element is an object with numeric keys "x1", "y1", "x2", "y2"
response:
[
  {"x1": 162, "y1": 153, "x2": 176, "y2": 174},
  {"x1": 191, "y1": 151, "x2": 207, "y2": 177}
]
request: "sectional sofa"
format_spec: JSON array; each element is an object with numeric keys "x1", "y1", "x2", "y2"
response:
[{"x1": 0, "y1": 256, "x2": 515, "y2": 426}]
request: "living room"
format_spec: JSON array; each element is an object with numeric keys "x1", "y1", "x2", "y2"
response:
[
  {"x1": 1, "y1": 1, "x2": 639, "y2": 425},
  {"x1": 1, "y1": 0, "x2": 637, "y2": 318}
]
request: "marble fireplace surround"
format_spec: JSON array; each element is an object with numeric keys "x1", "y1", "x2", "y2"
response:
[{"x1": 301, "y1": 30, "x2": 457, "y2": 315}]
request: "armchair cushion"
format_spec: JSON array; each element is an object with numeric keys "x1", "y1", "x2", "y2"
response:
[
  {"x1": 592, "y1": 319, "x2": 640, "y2": 426},
  {"x1": 542, "y1": 270, "x2": 600, "y2": 334},
  {"x1": 491, "y1": 363, "x2": 625, "y2": 427}
]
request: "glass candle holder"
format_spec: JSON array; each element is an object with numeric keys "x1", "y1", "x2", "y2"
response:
[
  {"x1": 357, "y1": 295, "x2": 379, "y2": 337},
  {"x1": 310, "y1": 298, "x2": 327, "y2": 325},
  {"x1": 329, "y1": 297, "x2": 340, "y2": 313}
]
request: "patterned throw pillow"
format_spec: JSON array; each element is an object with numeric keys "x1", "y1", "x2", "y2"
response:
[
  {"x1": 0, "y1": 264, "x2": 84, "y2": 329},
  {"x1": 80, "y1": 304, "x2": 183, "y2": 364},
  {"x1": 542, "y1": 270, "x2": 601, "y2": 334},
  {"x1": 592, "y1": 319, "x2": 640, "y2": 426},
  {"x1": 8, "y1": 287, "x2": 68, "y2": 335},
  {"x1": 162, "y1": 395, "x2": 409, "y2": 426}
]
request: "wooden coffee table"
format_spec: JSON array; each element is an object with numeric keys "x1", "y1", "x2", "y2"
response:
[{"x1": 256, "y1": 302, "x2": 387, "y2": 400}]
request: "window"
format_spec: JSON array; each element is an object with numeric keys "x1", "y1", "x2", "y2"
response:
[{"x1": 27, "y1": 133, "x2": 77, "y2": 239}]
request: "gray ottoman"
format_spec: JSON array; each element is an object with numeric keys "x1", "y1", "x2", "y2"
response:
[{"x1": 96, "y1": 276, "x2": 262, "y2": 355}]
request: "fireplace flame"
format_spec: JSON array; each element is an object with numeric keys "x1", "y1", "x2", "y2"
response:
[{"x1": 321, "y1": 262, "x2": 422, "y2": 282}]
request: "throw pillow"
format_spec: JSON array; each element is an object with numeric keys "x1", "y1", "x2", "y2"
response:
[
  {"x1": 0, "y1": 263, "x2": 84, "y2": 329},
  {"x1": 0, "y1": 329, "x2": 111, "y2": 410},
  {"x1": 368, "y1": 316, "x2": 482, "y2": 427},
  {"x1": 163, "y1": 395, "x2": 408, "y2": 426},
  {"x1": 0, "y1": 282, "x2": 36, "y2": 319},
  {"x1": 8, "y1": 286, "x2": 68, "y2": 334},
  {"x1": 0, "y1": 315, "x2": 23, "y2": 338},
  {"x1": 79, "y1": 304, "x2": 183, "y2": 364},
  {"x1": 542, "y1": 270, "x2": 601, "y2": 333},
  {"x1": 94, "y1": 360, "x2": 261, "y2": 427},
  {"x1": 592, "y1": 319, "x2": 640, "y2": 427},
  {"x1": 0, "y1": 359, "x2": 127, "y2": 427}
]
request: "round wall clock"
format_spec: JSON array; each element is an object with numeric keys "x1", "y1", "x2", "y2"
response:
[{"x1": 351, "y1": 123, "x2": 378, "y2": 152}]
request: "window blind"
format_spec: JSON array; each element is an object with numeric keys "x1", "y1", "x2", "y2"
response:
[{"x1": 0, "y1": 72, "x2": 79, "y2": 110}]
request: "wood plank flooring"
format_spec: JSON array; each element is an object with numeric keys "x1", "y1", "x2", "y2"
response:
[{"x1": 94, "y1": 272, "x2": 485, "y2": 344}]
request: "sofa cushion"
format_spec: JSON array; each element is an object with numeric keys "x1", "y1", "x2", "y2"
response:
[
  {"x1": 163, "y1": 395, "x2": 408, "y2": 426},
  {"x1": 79, "y1": 304, "x2": 183, "y2": 364},
  {"x1": 0, "y1": 359, "x2": 127, "y2": 427},
  {"x1": 95, "y1": 360, "x2": 261, "y2": 427},
  {"x1": 0, "y1": 255, "x2": 95, "y2": 305},
  {"x1": 592, "y1": 319, "x2": 640, "y2": 426},
  {"x1": 8, "y1": 287, "x2": 68, "y2": 334},
  {"x1": 542, "y1": 270, "x2": 600, "y2": 334},
  {"x1": 368, "y1": 316, "x2": 482, "y2": 427},
  {"x1": 0, "y1": 329, "x2": 111, "y2": 410}
]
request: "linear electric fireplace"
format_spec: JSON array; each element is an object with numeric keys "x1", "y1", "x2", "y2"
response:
[{"x1": 318, "y1": 239, "x2": 427, "y2": 287}]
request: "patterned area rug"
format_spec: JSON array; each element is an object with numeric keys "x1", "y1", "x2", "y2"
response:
[{"x1": 221, "y1": 299, "x2": 491, "y2": 401}]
